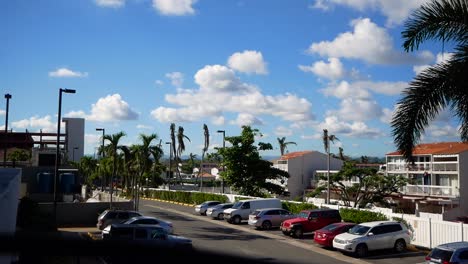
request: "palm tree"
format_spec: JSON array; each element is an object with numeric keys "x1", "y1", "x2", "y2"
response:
[
  {"x1": 175, "y1": 126, "x2": 191, "y2": 182},
  {"x1": 169, "y1": 123, "x2": 177, "y2": 182},
  {"x1": 103, "y1": 131, "x2": 126, "y2": 209},
  {"x1": 391, "y1": 0, "x2": 468, "y2": 162},
  {"x1": 133, "y1": 133, "x2": 159, "y2": 210},
  {"x1": 277, "y1": 137, "x2": 297, "y2": 156},
  {"x1": 198, "y1": 124, "x2": 209, "y2": 189},
  {"x1": 323, "y1": 129, "x2": 339, "y2": 204}
]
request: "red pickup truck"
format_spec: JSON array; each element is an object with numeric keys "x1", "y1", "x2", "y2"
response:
[{"x1": 280, "y1": 209, "x2": 341, "y2": 238}]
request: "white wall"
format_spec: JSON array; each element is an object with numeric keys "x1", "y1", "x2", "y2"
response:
[
  {"x1": 63, "y1": 117, "x2": 85, "y2": 162},
  {"x1": 458, "y1": 151, "x2": 468, "y2": 216},
  {"x1": 0, "y1": 168, "x2": 21, "y2": 264}
]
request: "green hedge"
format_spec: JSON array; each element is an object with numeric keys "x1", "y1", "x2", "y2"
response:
[
  {"x1": 281, "y1": 201, "x2": 318, "y2": 214},
  {"x1": 339, "y1": 208, "x2": 388, "y2": 223},
  {"x1": 143, "y1": 189, "x2": 229, "y2": 205}
]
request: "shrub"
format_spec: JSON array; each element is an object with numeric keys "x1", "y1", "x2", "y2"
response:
[
  {"x1": 282, "y1": 201, "x2": 317, "y2": 214},
  {"x1": 339, "y1": 208, "x2": 388, "y2": 223}
]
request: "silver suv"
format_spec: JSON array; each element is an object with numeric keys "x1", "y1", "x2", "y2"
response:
[
  {"x1": 425, "y1": 241, "x2": 468, "y2": 264},
  {"x1": 333, "y1": 221, "x2": 411, "y2": 258},
  {"x1": 248, "y1": 208, "x2": 295, "y2": 230},
  {"x1": 97, "y1": 209, "x2": 142, "y2": 230}
]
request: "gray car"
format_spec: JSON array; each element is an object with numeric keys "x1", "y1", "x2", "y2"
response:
[
  {"x1": 248, "y1": 208, "x2": 295, "y2": 230},
  {"x1": 425, "y1": 241, "x2": 468, "y2": 264},
  {"x1": 206, "y1": 203, "x2": 233, "y2": 220},
  {"x1": 195, "y1": 201, "x2": 222, "y2": 215},
  {"x1": 97, "y1": 209, "x2": 142, "y2": 230}
]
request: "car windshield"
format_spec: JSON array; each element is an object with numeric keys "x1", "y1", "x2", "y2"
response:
[
  {"x1": 298, "y1": 211, "x2": 309, "y2": 219},
  {"x1": 428, "y1": 248, "x2": 454, "y2": 261},
  {"x1": 321, "y1": 223, "x2": 340, "y2": 232},
  {"x1": 348, "y1": 225, "x2": 371, "y2": 235},
  {"x1": 212, "y1": 204, "x2": 223, "y2": 209},
  {"x1": 232, "y1": 202, "x2": 243, "y2": 209}
]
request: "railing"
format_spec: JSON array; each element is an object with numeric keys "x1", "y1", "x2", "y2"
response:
[
  {"x1": 403, "y1": 185, "x2": 459, "y2": 197},
  {"x1": 433, "y1": 163, "x2": 458, "y2": 172}
]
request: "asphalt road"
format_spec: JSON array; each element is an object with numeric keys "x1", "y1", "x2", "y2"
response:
[{"x1": 138, "y1": 199, "x2": 427, "y2": 264}]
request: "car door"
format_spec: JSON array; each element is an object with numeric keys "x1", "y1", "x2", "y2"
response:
[
  {"x1": 366, "y1": 226, "x2": 389, "y2": 250},
  {"x1": 266, "y1": 210, "x2": 281, "y2": 227},
  {"x1": 457, "y1": 249, "x2": 468, "y2": 264}
]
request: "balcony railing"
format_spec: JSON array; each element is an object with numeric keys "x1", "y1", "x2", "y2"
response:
[{"x1": 402, "y1": 185, "x2": 459, "y2": 197}]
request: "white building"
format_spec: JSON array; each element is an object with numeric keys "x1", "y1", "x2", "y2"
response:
[
  {"x1": 386, "y1": 142, "x2": 468, "y2": 220},
  {"x1": 272, "y1": 151, "x2": 344, "y2": 199}
]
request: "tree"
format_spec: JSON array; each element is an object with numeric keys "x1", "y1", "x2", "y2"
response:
[
  {"x1": 310, "y1": 162, "x2": 408, "y2": 208},
  {"x1": 277, "y1": 137, "x2": 297, "y2": 156},
  {"x1": 133, "y1": 133, "x2": 159, "y2": 210},
  {"x1": 7, "y1": 149, "x2": 30, "y2": 167},
  {"x1": 323, "y1": 129, "x2": 339, "y2": 204},
  {"x1": 391, "y1": 0, "x2": 468, "y2": 162},
  {"x1": 198, "y1": 124, "x2": 209, "y2": 189},
  {"x1": 76, "y1": 156, "x2": 98, "y2": 187},
  {"x1": 217, "y1": 126, "x2": 289, "y2": 197},
  {"x1": 169, "y1": 123, "x2": 177, "y2": 180},
  {"x1": 176, "y1": 126, "x2": 191, "y2": 182},
  {"x1": 103, "y1": 131, "x2": 126, "y2": 209}
]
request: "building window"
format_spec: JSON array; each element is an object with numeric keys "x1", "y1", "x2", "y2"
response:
[{"x1": 278, "y1": 160, "x2": 287, "y2": 164}]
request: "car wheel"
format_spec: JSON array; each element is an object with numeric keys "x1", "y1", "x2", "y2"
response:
[
  {"x1": 217, "y1": 213, "x2": 224, "y2": 220},
  {"x1": 262, "y1": 221, "x2": 272, "y2": 230},
  {"x1": 233, "y1": 216, "x2": 242, "y2": 225},
  {"x1": 355, "y1": 244, "x2": 368, "y2": 258},
  {"x1": 394, "y1": 239, "x2": 406, "y2": 253},
  {"x1": 293, "y1": 227, "x2": 303, "y2": 238},
  {"x1": 282, "y1": 231, "x2": 289, "y2": 236}
]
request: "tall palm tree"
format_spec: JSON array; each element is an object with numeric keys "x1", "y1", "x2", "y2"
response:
[
  {"x1": 169, "y1": 123, "x2": 177, "y2": 181},
  {"x1": 277, "y1": 137, "x2": 297, "y2": 156},
  {"x1": 198, "y1": 124, "x2": 209, "y2": 189},
  {"x1": 103, "y1": 131, "x2": 126, "y2": 209},
  {"x1": 133, "y1": 133, "x2": 158, "y2": 210},
  {"x1": 176, "y1": 126, "x2": 191, "y2": 182},
  {"x1": 323, "y1": 129, "x2": 339, "y2": 204},
  {"x1": 391, "y1": 0, "x2": 468, "y2": 162}
]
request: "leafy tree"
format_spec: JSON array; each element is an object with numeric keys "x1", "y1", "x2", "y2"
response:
[
  {"x1": 7, "y1": 149, "x2": 30, "y2": 167},
  {"x1": 217, "y1": 126, "x2": 289, "y2": 197},
  {"x1": 103, "y1": 131, "x2": 126, "y2": 208},
  {"x1": 277, "y1": 137, "x2": 297, "y2": 156},
  {"x1": 310, "y1": 162, "x2": 407, "y2": 208},
  {"x1": 391, "y1": 0, "x2": 468, "y2": 162},
  {"x1": 176, "y1": 126, "x2": 191, "y2": 182},
  {"x1": 75, "y1": 156, "x2": 98, "y2": 186}
]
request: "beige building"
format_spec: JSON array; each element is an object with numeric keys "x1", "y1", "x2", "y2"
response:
[
  {"x1": 386, "y1": 142, "x2": 468, "y2": 220},
  {"x1": 272, "y1": 151, "x2": 344, "y2": 199}
]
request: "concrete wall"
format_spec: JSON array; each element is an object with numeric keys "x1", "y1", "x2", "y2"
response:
[
  {"x1": 38, "y1": 201, "x2": 134, "y2": 227},
  {"x1": 63, "y1": 117, "x2": 84, "y2": 162}
]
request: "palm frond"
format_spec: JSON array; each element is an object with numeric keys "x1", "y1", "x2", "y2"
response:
[{"x1": 402, "y1": 0, "x2": 468, "y2": 52}]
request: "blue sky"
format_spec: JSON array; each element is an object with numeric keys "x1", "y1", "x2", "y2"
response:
[{"x1": 1, "y1": 0, "x2": 461, "y2": 159}]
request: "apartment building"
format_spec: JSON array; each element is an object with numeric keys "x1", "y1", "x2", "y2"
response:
[
  {"x1": 272, "y1": 151, "x2": 343, "y2": 199},
  {"x1": 386, "y1": 142, "x2": 468, "y2": 220}
]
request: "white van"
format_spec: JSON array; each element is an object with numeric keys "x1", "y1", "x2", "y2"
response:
[{"x1": 223, "y1": 198, "x2": 282, "y2": 224}]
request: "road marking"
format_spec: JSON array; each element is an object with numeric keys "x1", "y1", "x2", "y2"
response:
[{"x1": 143, "y1": 203, "x2": 371, "y2": 264}]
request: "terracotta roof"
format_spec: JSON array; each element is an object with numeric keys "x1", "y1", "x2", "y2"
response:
[
  {"x1": 386, "y1": 142, "x2": 468, "y2": 155},
  {"x1": 279, "y1": 151, "x2": 315, "y2": 160}
]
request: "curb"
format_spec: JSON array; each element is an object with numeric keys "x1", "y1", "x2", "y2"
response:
[{"x1": 142, "y1": 197, "x2": 195, "y2": 207}]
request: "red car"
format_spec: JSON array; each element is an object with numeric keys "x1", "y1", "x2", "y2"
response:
[{"x1": 313, "y1": 222, "x2": 356, "y2": 248}]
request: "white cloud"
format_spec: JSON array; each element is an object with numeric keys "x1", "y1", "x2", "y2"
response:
[
  {"x1": 151, "y1": 64, "x2": 314, "y2": 125},
  {"x1": 65, "y1": 110, "x2": 87, "y2": 118},
  {"x1": 152, "y1": 0, "x2": 197, "y2": 16},
  {"x1": 212, "y1": 116, "x2": 225, "y2": 126},
  {"x1": 413, "y1": 52, "x2": 454, "y2": 75},
  {"x1": 88, "y1": 94, "x2": 138, "y2": 122},
  {"x1": 49, "y1": 68, "x2": 88, "y2": 78},
  {"x1": 308, "y1": 18, "x2": 434, "y2": 65},
  {"x1": 320, "y1": 115, "x2": 384, "y2": 138},
  {"x1": 275, "y1": 126, "x2": 293, "y2": 137},
  {"x1": 11, "y1": 115, "x2": 57, "y2": 132},
  {"x1": 137, "y1": 124, "x2": 154, "y2": 130},
  {"x1": 230, "y1": 113, "x2": 264, "y2": 126},
  {"x1": 310, "y1": 0, "x2": 430, "y2": 26},
  {"x1": 333, "y1": 98, "x2": 383, "y2": 121},
  {"x1": 299, "y1": 58, "x2": 345, "y2": 80},
  {"x1": 321, "y1": 80, "x2": 407, "y2": 99},
  {"x1": 85, "y1": 134, "x2": 101, "y2": 147},
  {"x1": 155, "y1": 80, "x2": 164, "y2": 86},
  {"x1": 380, "y1": 107, "x2": 395, "y2": 124},
  {"x1": 95, "y1": 0, "x2": 125, "y2": 8},
  {"x1": 165, "y1": 72, "x2": 184, "y2": 88},
  {"x1": 0, "y1": 110, "x2": 5, "y2": 116},
  {"x1": 427, "y1": 124, "x2": 460, "y2": 138},
  {"x1": 227, "y1": 50, "x2": 268, "y2": 75}
]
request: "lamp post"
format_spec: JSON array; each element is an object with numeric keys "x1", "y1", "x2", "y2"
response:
[
  {"x1": 54, "y1": 88, "x2": 75, "y2": 223},
  {"x1": 3, "y1": 93, "x2": 11, "y2": 167},
  {"x1": 165, "y1": 142, "x2": 172, "y2": 190},
  {"x1": 72, "y1": 147, "x2": 78, "y2": 162},
  {"x1": 96, "y1": 128, "x2": 105, "y2": 191},
  {"x1": 217, "y1": 130, "x2": 225, "y2": 193}
]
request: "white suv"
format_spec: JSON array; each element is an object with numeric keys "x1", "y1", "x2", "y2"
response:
[{"x1": 333, "y1": 221, "x2": 411, "y2": 258}]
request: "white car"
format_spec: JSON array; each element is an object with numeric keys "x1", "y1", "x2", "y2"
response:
[
  {"x1": 194, "y1": 201, "x2": 222, "y2": 215},
  {"x1": 206, "y1": 203, "x2": 233, "y2": 220},
  {"x1": 107, "y1": 216, "x2": 174, "y2": 235},
  {"x1": 333, "y1": 221, "x2": 411, "y2": 258}
]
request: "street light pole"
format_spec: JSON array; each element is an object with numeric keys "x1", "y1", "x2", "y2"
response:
[
  {"x1": 3, "y1": 93, "x2": 11, "y2": 167},
  {"x1": 217, "y1": 130, "x2": 225, "y2": 193},
  {"x1": 165, "y1": 142, "x2": 172, "y2": 190},
  {"x1": 96, "y1": 128, "x2": 105, "y2": 191},
  {"x1": 54, "y1": 88, "x2": 75, "y2": 224}
]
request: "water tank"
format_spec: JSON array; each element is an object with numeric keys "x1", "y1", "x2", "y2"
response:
[
  {"x1": 59, "y1": 173, "x2": 75, "y2": 194},
  {"x1": 37, "y1": 172, "x2": 53, "y2": 193}
]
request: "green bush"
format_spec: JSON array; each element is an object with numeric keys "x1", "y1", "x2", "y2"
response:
[
  {"x1": 143, "y1": 189, "x2": 228, "y2": 204},
  {"x1": 281, "y1": 201, "x2": 317, "y2": 214},
  {"x1": 339, "y1": 208, "x2": 388, "y2": 223}
]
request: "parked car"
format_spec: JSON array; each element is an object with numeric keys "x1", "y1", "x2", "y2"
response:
[
  {"x1": 223, "y1": 198, "x2": 282, "y2": 224},
  {"x1": 97, "y1": 209, "x2": 142, "y2": 230},
  {"x1": 206, "y1": 203, "x2": 233, "y2": 220},
  {"x1": 313, "y1": 222, "x2": 356, "y2": 248},
  {"x1": 280, "y1": 209, "x2": 341, "y2": 238},
  {"x1": 248, "y1": 208, "x2": 296, "y2": 230},
  {"x1": 120, "y1": 216, "x2": 173, "y2": 234},
  {"x1": 195, "y1": 201, "x2": 222, "y2": 215},
  {"x1": 333, "y1": 220, "x2": 411, "y2": 258},
  {"x1": 425, "y1": 241, "x2": 468, "y2": 264},
  {"x1": 102, "y1": 223, "x2": 193, "y2": 250}
]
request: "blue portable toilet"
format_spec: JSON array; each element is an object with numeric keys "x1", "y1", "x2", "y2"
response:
[
  {"x1": 59, "y1": 173, "x2": 75, "y2": 194},
  {"x1": 37, "y1": 172, "x2": 53, "y2": 193}
]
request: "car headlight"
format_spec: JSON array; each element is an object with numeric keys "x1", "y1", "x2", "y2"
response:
[{"x1": 345, "y1": 239, "x2": 357, "y2": 244}]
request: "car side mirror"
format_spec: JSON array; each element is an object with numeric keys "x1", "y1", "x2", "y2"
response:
[{"x1": 368, "y1": 232, "x2": 374, "y2": 236}]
